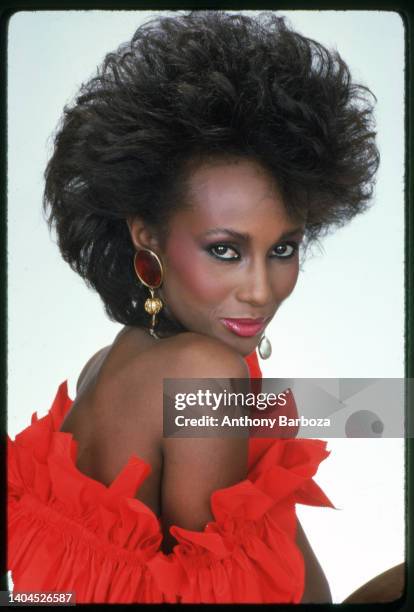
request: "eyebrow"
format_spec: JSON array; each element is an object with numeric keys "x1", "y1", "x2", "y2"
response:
[{"x1": 201, "y1": 226, "x2": 304, "y2": 242}]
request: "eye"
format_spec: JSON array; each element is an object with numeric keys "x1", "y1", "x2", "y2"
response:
[
  {"x1": 207, "y1": 244, "x2": 240, "y2": 261},
  {"x1": 271, "y1": 241, "x2": 298, "y2": 258}
]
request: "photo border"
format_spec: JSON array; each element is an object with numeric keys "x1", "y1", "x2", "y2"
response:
[{"x1": 1, "y1": 0, "x2": 412, "y2": 608}]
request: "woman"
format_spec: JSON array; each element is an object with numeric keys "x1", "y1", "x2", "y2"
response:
[{"x1": 7, "y1": 10, "x2": 379, "y2": 604}]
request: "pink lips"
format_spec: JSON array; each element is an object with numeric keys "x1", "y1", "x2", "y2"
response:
[{"x1": 220, "y1": 317, "x2": 268, "y2": 337}]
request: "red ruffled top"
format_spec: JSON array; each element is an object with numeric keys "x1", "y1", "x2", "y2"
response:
[{"x1": 7, "y1": 350, "x2": 334, "y2": 603}]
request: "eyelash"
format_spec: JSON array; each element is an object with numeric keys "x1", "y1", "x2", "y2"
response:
[{"x1": 207, "y1": 242, "x2": 299, "y2": 261}]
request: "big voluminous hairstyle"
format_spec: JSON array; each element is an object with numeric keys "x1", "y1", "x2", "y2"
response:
[{"x1": 43, "y1": 11, "x2": 379, "y2": 334}]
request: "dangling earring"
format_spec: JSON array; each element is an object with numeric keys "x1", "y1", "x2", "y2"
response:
[
  {"x1": 258, "y1": 334, "x2": 272, "y2": 360},
  {"x1": 133, "y1": 248, "x2": 164, "y2": 339}
]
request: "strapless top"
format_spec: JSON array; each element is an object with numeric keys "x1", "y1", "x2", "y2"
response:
[{"x1": 7, "y1": 350, "x2": 334, "y2": 603}]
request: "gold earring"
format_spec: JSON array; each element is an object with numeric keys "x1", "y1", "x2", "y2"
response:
[{"x1": 133, "y1": 249, "x2": 164, "y2": 339}]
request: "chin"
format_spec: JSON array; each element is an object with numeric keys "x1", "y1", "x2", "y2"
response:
[
  {"x1": 226, "y1": 336, "x2": 258, "y2": 357},
  {"x1": 241, "y1": 344, "x2": 259, "y2": 357}
]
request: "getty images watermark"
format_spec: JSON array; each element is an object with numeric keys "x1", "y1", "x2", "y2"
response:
[{"x1": 163, "y1": 378, "x2": 413, "y2": 438}]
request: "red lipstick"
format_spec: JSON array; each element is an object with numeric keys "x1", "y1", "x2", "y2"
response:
[{"x1": 220, "y1": 317, "x2": 268, "y2": 337}]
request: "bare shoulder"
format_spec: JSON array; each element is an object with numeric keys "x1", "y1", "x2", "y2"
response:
[
  {"x1": 152, "y1": 331, "x2": 250, "y2": 380},
  {"x1": 76, "y1": 345, "x2": 111, "y2": 393},
  {"x1": 114, "y1": 331, "x2": 250, "y2": 424},
  {"x1": 87, "y1": 330, "x2": 250, "y2": 435}
]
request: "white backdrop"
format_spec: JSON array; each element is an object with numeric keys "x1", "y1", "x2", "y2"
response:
[{"x1": 7, "y1": 10, "x2": 405, "y2": 603}]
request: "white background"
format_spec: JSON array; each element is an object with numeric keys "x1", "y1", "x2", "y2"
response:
[{"x1": 8, "y1": 10, "x2": 405, "y2": 603}]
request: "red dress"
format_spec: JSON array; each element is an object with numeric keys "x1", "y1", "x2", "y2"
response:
[{"x1": 7, "y1": 350, "x2": 334, "y2": 603}]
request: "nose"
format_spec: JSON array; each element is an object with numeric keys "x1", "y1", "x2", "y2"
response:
[{"x1": 235, "y1": 258, "x2": 274, "y2": 308}]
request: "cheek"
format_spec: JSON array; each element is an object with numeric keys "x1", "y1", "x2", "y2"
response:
[
  {"x1": 165, "y1": 245, "x2": 227, "y2": 303},
  {"x1": 274, "y1": 261, "x2": 300, "y2": 300}
]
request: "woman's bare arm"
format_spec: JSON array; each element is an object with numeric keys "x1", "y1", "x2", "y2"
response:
[
  {"x1": 159, "y1": 333, "x2": 250, "y2": 553},
  {"x1": 161, "y1": 433, "x2": 248, "y2": 553}
]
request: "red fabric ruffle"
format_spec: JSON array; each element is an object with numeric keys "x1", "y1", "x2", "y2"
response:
[
  {"x1": 8, "y1": 350, "x2": 334, "y2": 603},
  {"x1": 7, "y1": 380, "x2": 167, "y2": 602},
  {"x1": 147, "y1": 434, "x2": 333, "y2": 603}
]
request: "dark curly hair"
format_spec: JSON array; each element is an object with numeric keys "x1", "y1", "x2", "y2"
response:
[{"x1": 43, "y1": 10, "x2": 380, "y2": 334}]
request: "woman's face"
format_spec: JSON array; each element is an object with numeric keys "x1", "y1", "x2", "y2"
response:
[{"x1": 158, "y1": 158, "x2": 304, "y2": 356}]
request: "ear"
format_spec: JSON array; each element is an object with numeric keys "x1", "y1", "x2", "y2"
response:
[{"x1": 126, "y1": 216, "x2": 161, "y2": 252}]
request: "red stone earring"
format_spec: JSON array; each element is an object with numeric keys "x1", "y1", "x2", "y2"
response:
[{"x1": 133, "y1": 249, "x2": 164, "y2": 339}]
